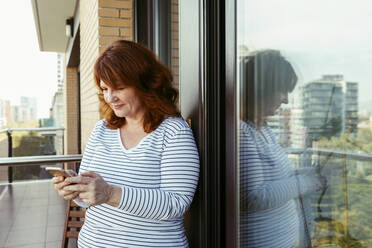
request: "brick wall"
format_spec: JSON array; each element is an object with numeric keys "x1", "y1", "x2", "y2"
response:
[
  {"x1": 79, "y1": 0, "x2": 100, "y2": 151},
  {"x1": 78, "y1": 0, "x2": 133, "y2": 151},
  {"x1": 98, "y1": 0, "x2": 133, "y2": 54},
  {"x1": 64, "y1": 67, "x2": 79, "y2": 155}
]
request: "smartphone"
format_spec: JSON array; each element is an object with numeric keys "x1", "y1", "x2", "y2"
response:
[{"x1": 45, "y1": 167, "x2": 72, "y2": 178}]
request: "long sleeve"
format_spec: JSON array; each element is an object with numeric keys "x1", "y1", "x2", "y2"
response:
[
  {"x1": 239, "y1": 122, "x2": 319, "y2": 212},
  {"x1": 115, "y1": 127, "x2": 200, "y2": 220},
  {"x1": 240, "y1": 169, "x2": 316, "y2": 212}
]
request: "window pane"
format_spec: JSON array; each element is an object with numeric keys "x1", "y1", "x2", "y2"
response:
[
  {"x1": 155, "y1": 0, "x2": 179, "y2": 94},
  {"x1": 237, "y1": 1, "x2": 372, "y2": 247}
]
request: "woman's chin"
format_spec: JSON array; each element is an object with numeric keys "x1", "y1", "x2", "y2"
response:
[{"x1": 113, "y1": 110, "x2": 127, "y2": 118}]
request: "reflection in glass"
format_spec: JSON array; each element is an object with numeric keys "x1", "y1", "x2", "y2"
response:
[
  {"x1": 238, "y1": 50, "x2": 325, "y2": 248},
  {"x1": 237, "y1": 1, "x2": 372, "y2": 247}
]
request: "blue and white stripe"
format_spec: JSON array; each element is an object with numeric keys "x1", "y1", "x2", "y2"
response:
[
  {"x1": 77, "y1": 117, "x2": 199, "y2": 248},
  {"x1": 239, "y1": 121, "x2": 316, "y2": 248}
]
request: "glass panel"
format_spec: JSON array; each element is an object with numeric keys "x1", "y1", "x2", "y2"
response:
[
  {"x1": 0, "y1": 129, "x2": 64, "y2": 183},
  {"x1": 0, "y1": 132, "x2": 8, "y2": 182},
  {"x1": 154, "y1": 0, "x2": 179, "y2": 95},
  {"x1": 237, "y1": 1, "x2": 372, "y2": 247},
  {"x1": 152, "y1": 0, "x2": 179, "y2": 84}
]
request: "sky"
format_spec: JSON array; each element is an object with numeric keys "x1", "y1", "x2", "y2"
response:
[
  {"x1": 0, "y1": 1, "x2": 58, "y2": 119},
  {"x1": 237, "y1": 0, "x2": 372, "y2": 110}
]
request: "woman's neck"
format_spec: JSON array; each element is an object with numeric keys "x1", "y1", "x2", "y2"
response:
[
  {"x1": 123, "y1": 109, "x2": 145, "y2": 128},
  {"x1": 122, "y1": 118, "x2": 143, "y2": 133}
]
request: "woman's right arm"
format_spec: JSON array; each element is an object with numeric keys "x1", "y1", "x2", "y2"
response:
[{"x1": 52, "y1": 120, "x2": 103, "y2": 201}]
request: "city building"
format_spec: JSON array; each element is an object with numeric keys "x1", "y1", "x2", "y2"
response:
[
  {"x1": 289, "y1": 108, "x2": 308, "y2": 149},
  {"x1": 302, "y1": 75, "x2": 358, "y2": 145},
  {"x1": 57, "y1": 53, "x2": 63, "y2": 89},
  {"x1": 0, "y1": 99, "x2": 10, "y2": 127},
  {"x1": 50, "y1": 89, "x2": 64, "y2": 128},
  {"x1": 50, "y1": 54, "x2": 65, "y2": 128},
  {"x1": 267, "y1": 108, "x2": 292, "y2": 147},
  {"x1": 20, "y1": 96, "x2": 37, "y2": 120},
  {"x1": 345, "y1": 81, "x2": 358, "y2": 134},
  {"x1": 10, "y1": 97, "x2": 38, "y2": 122},
  {"x1": 287, "y1": 85, "x2": 308, "y2": 149}
]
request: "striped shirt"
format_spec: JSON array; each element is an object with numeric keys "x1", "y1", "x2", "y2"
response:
[
  {"x1": 77, "y1": 117, "x2": 200, "y2": 248},
  {"x1": 239, "y1": 121, "x2": 317, "y2": 248}
]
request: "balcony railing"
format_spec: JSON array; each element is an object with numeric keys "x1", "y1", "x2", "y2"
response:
[
  {"x1": 0, "y1": 154, "x2": 82, "y2": 248},
  {"x1": 0, "y1": 154, "x2": 82, "y2": 183},
  {"x1": 287, "y1": 147, "x2": 372, "y2": 162},
  {"x1": 287, "y1": 148, "x2": 372, "y2": 247},
  {"x1": 0, "y1": 154, "x2": 83, "y2": 167},
  {"x1": 0, "y1": 127, "x2": 65, "y2": 183}
]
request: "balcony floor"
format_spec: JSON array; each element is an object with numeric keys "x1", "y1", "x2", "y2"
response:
[{"x1": 0, "y1": 180, "x2": 76, "y2": 248}]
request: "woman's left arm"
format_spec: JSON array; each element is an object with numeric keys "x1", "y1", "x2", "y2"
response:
[{"x1": 64, "y1": 127, "x2": 200, "y2": 220}]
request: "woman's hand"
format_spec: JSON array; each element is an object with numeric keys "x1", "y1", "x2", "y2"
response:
[
  {"x1": 52, "y1": 175, "x2": 79, "y2": 200},
  {"x1": 63, "y1": 171, "x2": 114, "y2": 206}
]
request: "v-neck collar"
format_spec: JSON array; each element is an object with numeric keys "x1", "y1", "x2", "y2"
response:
[{"x1": 117, "y1": 128, "x2": 153, "y2": 152}]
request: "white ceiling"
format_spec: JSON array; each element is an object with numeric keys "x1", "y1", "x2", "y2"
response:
[{"x1": 31, "y1": 0, "x2": 76, "y2": 52}]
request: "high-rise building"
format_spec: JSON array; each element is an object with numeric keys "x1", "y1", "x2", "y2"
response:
[
  {"x1": 289, "y1": 108, "x2": 308, "y2": 149},
  {"x1": 302, "y1": 75, "x2": 358, "y2": 145},
  {"x1": 50, "y1": 53, "x2": 65, "y2": 128},
  {"x1": 10, "y1": 105, "x2": 22, "y2": 122},
  {"x1": 57, "y1": 54, "x2": 63, "y2": 90},
  {"x1": 20, "y1": 96, "x2": 38, "y2": 120},
  {"x1": 10, "y1": 97, "x2": 38, "y2": 122},
  {"x1": 51, "y1": 90, "x2": 64, "y2": 127},
  {"x1": 267, "y1": 108, "x2": 292, "y2": 147},
  {"x1": 0, "y1": 99, "x2": 10, "y2": 127},
  {"x1": 344, "y1": 82, "x2": 358, "y2": 134}
]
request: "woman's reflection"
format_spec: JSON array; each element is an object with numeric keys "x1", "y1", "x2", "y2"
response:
[{"x1": 239, "y1": 50, "x2": 325, "y2": 248}]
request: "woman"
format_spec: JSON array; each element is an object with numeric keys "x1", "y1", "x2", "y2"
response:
[
  {"x1": 239, "y1": 50, "x2": 325, "y2": 247},
  {"x1": 53, "y1": 40, "x2": 200, "y2": 247}
]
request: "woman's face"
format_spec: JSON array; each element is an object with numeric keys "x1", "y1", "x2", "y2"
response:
[
  {"x1": 100, "y1": 81, "x2": 144, "y2": 119},
  {"x1": 264, "y1": 91, "x2": 288, "y2": 116}
]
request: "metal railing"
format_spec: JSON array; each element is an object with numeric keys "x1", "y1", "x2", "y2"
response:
[
  {"x1": 0, "y1": 127, "x2": 65, "y2": 133},
  {"x1": 0, "y1": 154, "x2": 82, "y2": 167},
  {"x1": 287, "y1": 147, "x2": 372, "y2": 162},
  {"x1": 0, "y1": 154, "x2": 82, "y2": 184},
  {"x1": 287, "y1": 147, "x2": 372, "y2": 247}
]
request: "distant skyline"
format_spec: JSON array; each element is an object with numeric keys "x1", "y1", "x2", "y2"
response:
[{"x1": 0, "y1": 1, "x2": 58, "y2": 119}]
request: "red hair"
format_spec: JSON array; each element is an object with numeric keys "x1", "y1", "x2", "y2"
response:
[{"x1": 94, "y1": 40, "x2": 181, "y2": 132}]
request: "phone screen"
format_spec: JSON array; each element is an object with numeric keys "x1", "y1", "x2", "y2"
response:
[{"x1": 46, "y1": 168, "x2": 71, "y2": 178}]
